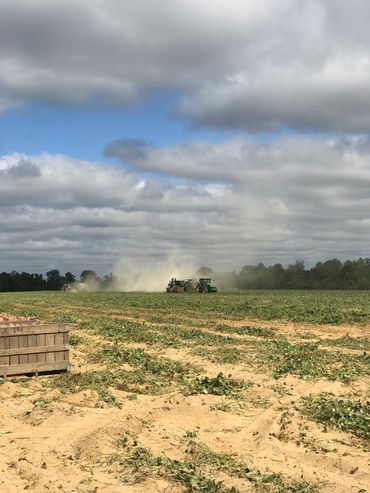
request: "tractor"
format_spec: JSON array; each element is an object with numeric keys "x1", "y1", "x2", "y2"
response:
[{"x1": 198, "y1": 277, "x2": 218, "y2": 293}]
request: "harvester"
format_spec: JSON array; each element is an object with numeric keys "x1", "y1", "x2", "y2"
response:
[
  {"x1": 166, "y1": 277, "x2": 217, "y2": 293},
  {"x1": 166, "y1": 278, "x2": 186, "y2": 293}
]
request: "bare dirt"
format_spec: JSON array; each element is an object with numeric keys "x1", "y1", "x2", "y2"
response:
[{"x1": 0, "y1": 313, "x2": 369, "y2": 492}]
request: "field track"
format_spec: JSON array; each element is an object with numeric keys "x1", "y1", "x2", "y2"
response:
[{"x1": 0, "y1": 291, "x2": 369, "y2": 493}]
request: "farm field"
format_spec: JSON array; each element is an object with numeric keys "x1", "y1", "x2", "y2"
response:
[{"x1": 0, "y1": 290, "x2": 369, "y2": 493}]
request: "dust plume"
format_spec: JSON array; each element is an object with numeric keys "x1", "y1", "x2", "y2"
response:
[{"x1": 114, "y1": 256, "x2": 197, "y2": 292}]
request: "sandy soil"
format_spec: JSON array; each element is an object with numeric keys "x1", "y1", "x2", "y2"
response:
[{"x1": 0, "y1": 314, "x2": 369, "y2": 492}]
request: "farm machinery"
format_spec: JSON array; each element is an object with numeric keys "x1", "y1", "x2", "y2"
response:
[{"x1": 166, "y1": 277, "x2": 217, "y2": 293}]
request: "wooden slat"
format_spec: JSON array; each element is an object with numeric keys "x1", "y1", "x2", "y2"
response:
[
  {"x1": 0, "y1": 336, "x2": 10, "y2": 349},
  {"x1": 0, "y1": 324, "x2": 69, "y2": 336},
  {"x1": 9, "y1": 335, "x2": 19, "y2": 365},
  {"x1": 0, "y1": 335, "x2": 9, "y2": 365},
  {"x1": 19, "y1": 335, "x2": 29, "y2": 364},
  {"x1": 18, "y1": 335, "x2": 28, "y2": 348},
  {"x1": 0, "y1": 360, "x2": 70, "y2": 377},
  {"x1": 46, "y1": 333, "x2": 54, "y2": 362},
  {"x1": 0, "y1": 344, "x2": 68, "y2": 357},
  {"x1": 28, "y1": 334, "x2": 37, "y2": 347},
  {"x1": 45, "y1": 333, "x2": 55, "y2": 346},
  {"x1": 36, "y1": 334, "x2": 46, "y2": 362},
  {"x1": 55, "y1": 351, "x2": 65, "y2": 361},
  {"x1": 19, "y1": 354, "x2": 29, "y2": 364},
  {"x1": 55, "y1": 333, "x2": 64, "y2": 345},
  {"x1": 28, "y1": 334, "x2": 37, "y2": 364}
]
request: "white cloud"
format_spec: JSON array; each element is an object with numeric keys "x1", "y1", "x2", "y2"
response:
[{"x1": 1, "y1": 0, "x2": 370, "y2": 131}]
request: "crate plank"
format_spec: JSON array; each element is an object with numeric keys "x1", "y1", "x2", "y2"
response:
[
  {"x1": 0, "y1": 344, "x2": 68, "y2": 357},
  {"x1": 0, "y1": 360, "x2": 70, "y2": 377},
  {"x1": 0, "y1": 324, "x2": 68, "y2": 336}
]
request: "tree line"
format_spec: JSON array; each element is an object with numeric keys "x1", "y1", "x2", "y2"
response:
[
  {"x1": 2, "y1": 258, "x2": 370, "y2": 292},
  {"x1": 0, "y1": 269, "x2": 118, "y2": 292},
  {"x1": 203, "y1": 258, "x2": 370, "y2": 290}
]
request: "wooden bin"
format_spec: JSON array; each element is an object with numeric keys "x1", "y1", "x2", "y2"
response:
[{"x1": 0, "y1": 322, "x2": 70, "y2": 377}]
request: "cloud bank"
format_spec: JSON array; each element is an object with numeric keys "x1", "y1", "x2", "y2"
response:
[{"x1": 2, "y1": 134, "x2": 370, "y2": 273}]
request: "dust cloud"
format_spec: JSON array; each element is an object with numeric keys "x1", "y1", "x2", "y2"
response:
[{"x1": 114, "y1": 257, "x2": 197, "y2": 292}]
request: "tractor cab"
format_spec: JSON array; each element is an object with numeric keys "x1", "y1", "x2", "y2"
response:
[{"x1": 198, "y1": 278, "x2": 218, "y2": 293}]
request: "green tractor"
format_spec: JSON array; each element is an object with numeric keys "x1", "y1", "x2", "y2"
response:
[{"x1": 198, "y1": 278, "x2": 218, "y2": 293}]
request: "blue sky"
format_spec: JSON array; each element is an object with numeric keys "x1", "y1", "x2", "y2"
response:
[
  {"x1": 1, "y1": 96, "x2": 183, "y2": 161},
  {"x1": 1, "y1": 93, "x2": 242, "y2": 163}
]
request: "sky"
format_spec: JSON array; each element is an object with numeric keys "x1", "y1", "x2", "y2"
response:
[{"x1": 1, "y1": 0, "x2": 370, "y2": 276}]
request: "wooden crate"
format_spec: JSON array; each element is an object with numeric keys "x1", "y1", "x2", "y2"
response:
[{"x1": 0, "y1": 322, "x2": 70, "y2": 377}]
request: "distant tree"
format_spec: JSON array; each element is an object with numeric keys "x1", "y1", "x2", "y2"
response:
[
  {"x1": 0, "y1": 272, "x2": 11, "y2": 292},
  {"x1": 80, "y1": 270, "x2": 98, "y2": 282},
  {"x1": 341, "y1": 258, "x2": 370, "y2": 289},
  {"x1": 237, "y1": 265, "x2": 253, "y2": 289},
  {"x1": 46, "y1": 269, "x2": 64, "y2": 290},
  {"x1": 237, "y1": 263, "x2": 271, "y2": 289},
  {"x1": 312, "y1": 259, "x2": 342, "y2": 288},
  {"x1": 196, "y1": 266, "x2": 213, "y2": 277},
  {"x1": 80, "y1": 270, "x2": 101, "y2": 290},
  {"x1": 285, "y1": 260, "x2": 306, "y2": 288},
  {"x1": 64, "y1": 272, "x2": 76, "y2": 284},
  {"x1": 271, "y1": 263, "x2": 285, "y2": 288},
  {"x1": 31, "y1": 273, "x2": 46, "y2": 290}
]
